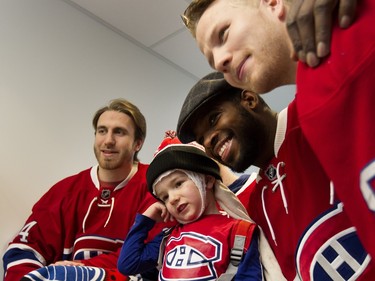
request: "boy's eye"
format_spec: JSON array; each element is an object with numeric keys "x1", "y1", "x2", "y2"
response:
[{"x1": 175, "y1": 180, "x2": 185, "y2": 188}]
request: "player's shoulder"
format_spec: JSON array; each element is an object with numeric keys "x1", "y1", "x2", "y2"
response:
[
  {"x1": 136, "y1": 162, "x2": 149, "y2": 173},
  {"x1": 41, "y1": 167, "x2": 92, "y2": 197}
]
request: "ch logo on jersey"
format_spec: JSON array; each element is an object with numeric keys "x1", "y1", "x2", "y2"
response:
[
  {"x1": 160, "y1": 232, "x2": 222, "y2": 281},
  {"x1": 296, "y1": 203, "x2": 371, "y2": 280}
]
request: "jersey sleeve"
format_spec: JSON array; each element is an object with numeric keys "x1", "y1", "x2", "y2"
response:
[
  {"x1": 117, "y1": 213, "x2": 164, "y2": 276},
  {"x1": 3, "y1": 184, "x2": 68, "y2": 281},
  {"x1": 21, "y1": 265, "x2": 128, "y2": 281}
]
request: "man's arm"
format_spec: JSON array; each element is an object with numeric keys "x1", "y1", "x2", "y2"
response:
[
  {"x1": 3, "y1": 185, "x2": 67, "y2": 281},
  {"x1": 286, "y1": 0, "x2": 357, "y2": 67}
]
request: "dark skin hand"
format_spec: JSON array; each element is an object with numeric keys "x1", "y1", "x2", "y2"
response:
[{"x1": 286, "y1": 0, "x2": 358, "y2": 67}]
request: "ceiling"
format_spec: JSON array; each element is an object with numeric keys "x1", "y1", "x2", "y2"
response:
[
  {"x1": 60, "y1": 0, "x2": 296, "y2": 114},
  {"x1": 63, "y1": 0, "x2": 212, "y2": 80}
]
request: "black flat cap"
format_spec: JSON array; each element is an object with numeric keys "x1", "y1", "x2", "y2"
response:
[
  {"x1": 177, "y1": 72, "x2": 240, "y2": 143},
  {"x1": 146, "y1": 144, "x2": 221, "y2": 195}
]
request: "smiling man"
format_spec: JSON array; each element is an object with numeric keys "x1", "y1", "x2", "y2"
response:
[
  {"x1": 3, "y1": 98, "x2": 159, "y2": 281},
  {"x1": 182, "y1": 0, "x2": 375, "y2": 261},
  {"x1": 176, "y1": 72, "x2": 374, "y2": 280}
]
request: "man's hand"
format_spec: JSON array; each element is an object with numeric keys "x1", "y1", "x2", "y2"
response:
[
  {"x1": 286, "y1": 0, "x2": 357, "y2": 67},
  {"x1": 52, "y1": 260, "x2": 84, "y2": 266}
]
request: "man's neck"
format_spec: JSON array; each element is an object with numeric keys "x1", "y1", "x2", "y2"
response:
[
  {"x1": 255, "y1": 111, "x2": 278, "y2": 170},
  {"x1": 98, "y1": 162, "x2": 135, "y2": 182}
]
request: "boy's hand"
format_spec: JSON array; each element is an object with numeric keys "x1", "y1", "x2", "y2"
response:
[
  {"x1": 143, "y1": 202, "x2": 174, "y2": 223},
  {"x1": 286, "y1": 0, "x2": 357, "y2": 67}
]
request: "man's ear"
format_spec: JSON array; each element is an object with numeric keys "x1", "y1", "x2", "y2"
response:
[
  {"x1": 261, "y1": 0, "x2": 286, "y2": 20},
  {"x1": 241, "y1": 90, "x2": 259, "y2": 110},
  {"x1": 134, "y1": 139, "x2": 144, "y2": 152}
]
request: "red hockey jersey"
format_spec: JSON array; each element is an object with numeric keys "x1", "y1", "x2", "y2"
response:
[
  {"x1": 296, "y1": 0, "x2": 375, "y2": 258},
  {"x1": 160, "y1": 214, "x2": 257, "y2": 280},
  {"x1": 3, "y1": 162, "x2": 157, "y2": 281},
  {"x1": 236, "y1": 100, "x2": 374, "y2": 280}
]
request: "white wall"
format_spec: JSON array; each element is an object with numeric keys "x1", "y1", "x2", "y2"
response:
[
  {"x1": 0, "y1": 0, "x2": 295, "y2": 277},
  {"x1": 0, "y1": 0, "x2": 198, "y2": 276}
]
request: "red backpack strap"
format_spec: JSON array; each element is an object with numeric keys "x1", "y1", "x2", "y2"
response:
[
  {"x1": 218, "y1": 220, "x2": 257, "y2": 281},
  {"x1": 230, "y1": 220, "x2": 256, "y2": 266}
]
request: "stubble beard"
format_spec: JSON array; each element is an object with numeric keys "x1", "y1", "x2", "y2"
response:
[
  {"x1": 94, "y1": 146, "x2": 122, "y2": 170},
  {"x1": 229, "y1": 107, "x2": 261, "y2": 172}
]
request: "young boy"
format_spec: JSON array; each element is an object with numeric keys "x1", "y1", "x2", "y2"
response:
[{"x1": 117, "y1": 131, "x2": 285, "y2": 281}]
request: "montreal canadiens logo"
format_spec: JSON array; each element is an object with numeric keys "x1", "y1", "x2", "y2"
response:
[
  {"x1": 296, "y1": 203, "x2": 371, "y2": 280},
  {"x1": 160, "y1": 232, "x2": 222, "y2": 281}
]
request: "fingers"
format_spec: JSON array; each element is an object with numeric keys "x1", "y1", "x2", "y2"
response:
[
  {"x1": 160, "y1": 206, "x2": 174, "y2": 222},
  {"x1": 53, "y1": 260, "x2": 84, "y2": 266},
  {"x1": 338, "y1": 0, "x2": 357, "y2": 28},
  {"x1": 160, "y1": 205, "x2": 168, "y2": 220},
  {"x1": 313, "y1": 0, "x2": 336, "y2": 58},
  {"x1": 286, "y1": 0, "x2": 357, "y2": 67},
  {"x1": 297, "y1": 0, "x2": 322, "y2": 66},
  {"x1": 286, "y1": 0, "x2": 304, "y2": 61}
]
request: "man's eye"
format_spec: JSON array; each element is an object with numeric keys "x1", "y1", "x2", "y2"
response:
[
  {"x1": 219, "y1": 26, "x2": 228, "y2": 43},
  {"x1": 114, "y1": 129, "x2": 125, "y2": 136},
  {"x1": 209, "y1": 113, "x2": 218, "y2": 126}
]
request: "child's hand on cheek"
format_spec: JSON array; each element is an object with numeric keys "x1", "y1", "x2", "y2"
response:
[{"x1": 143, "y1": 201, "x2": 174, "y2": 222}]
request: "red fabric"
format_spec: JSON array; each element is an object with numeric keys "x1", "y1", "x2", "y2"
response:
[
  {"x1": 153, "y1": 130, "x2": 181, "y2": 156},
  {"x1": 296, "y1": 0, "x2": 375, "y2": 257},
  {"x1": 3, "y1": 163, "x2": 160, "y2": 281},
  {"x1": 159, "y1": 214, "x2": 256, "y2": 280}
]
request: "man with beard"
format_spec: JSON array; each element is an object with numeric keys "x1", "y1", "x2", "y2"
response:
[
  {"x1": 3, "y1": 98, "x2": 161, "y2": 281},
  {"x1": 176, "y1": 72, "x2": 374, "y2": 280},
  {"x1": 182, "y1": 0, "x2": 375, "y2": 260}
]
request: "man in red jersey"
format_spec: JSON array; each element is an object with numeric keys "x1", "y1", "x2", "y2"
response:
[
  {"x1": 182, "y1": 0, "x2": 375, "y2": 261},
  {"x1": 3, "y1": 98, "x2": 161, "y2": 281},
  {"x1": 177, "y1": 72, "x2": 374, "y2": 280}
]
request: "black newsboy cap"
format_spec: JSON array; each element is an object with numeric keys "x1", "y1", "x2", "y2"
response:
[
  {"x1": 146, "y1": 144, "x2": 221, "y2": 196},
  {"x1": 177, "y1": 72, "x2": 241, "y2": 143}
]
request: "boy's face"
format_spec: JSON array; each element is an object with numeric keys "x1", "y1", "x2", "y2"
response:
[
  {"x1": 154, "y1": 170, "x2": 203, "y2": 223},
  {"x1": 195, "y1": 0, "x2": 294, "y2": 94}
]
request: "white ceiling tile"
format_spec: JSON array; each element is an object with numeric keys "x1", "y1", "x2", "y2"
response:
[
  {"x1": 153, "y1": 29, "x2": 213, "y2": 79},
  {"x1": 67, "y1": 0, "x2": 189, "y2": 46},
  {"x1": 60, "y1": 0, "x2": 292, "y2": 120}
]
